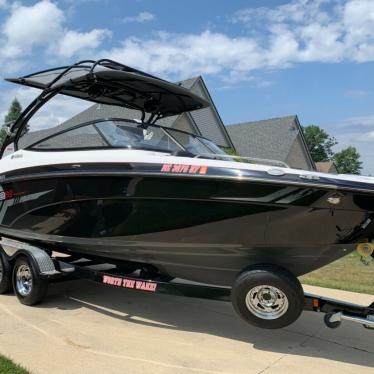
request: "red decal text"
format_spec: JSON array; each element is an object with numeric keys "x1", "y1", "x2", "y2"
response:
[
  {"x1": 161, "y1": 164, "x2": 172, "y2": 172},
  {"x1": 161, "y1": 164, "x2": 209, "y2": 175}
]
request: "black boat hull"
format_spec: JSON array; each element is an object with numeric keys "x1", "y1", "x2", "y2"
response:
[{"x1": 1, "y1": 167, "x2": 373, "y2": 286}]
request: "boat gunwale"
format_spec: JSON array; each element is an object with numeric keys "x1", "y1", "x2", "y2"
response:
[{"x1": 2, "y1": 162, "x2": 374, "y2": 195}]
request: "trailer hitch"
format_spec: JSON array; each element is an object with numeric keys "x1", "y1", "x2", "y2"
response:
[{"x1": 304, "y1": 293, "x2": 374, "y2": 330}]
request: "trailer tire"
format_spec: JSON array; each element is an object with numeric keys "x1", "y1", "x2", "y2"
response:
[
  {"x1": 0, "y1": 251, "x2": 12, "y2": 294},
  {"x1": 324, "y1": 313, "x2": 341, "y2": 329},
  {"x1": 232, "y1": 265, "x2": 304, "y2": 329},
  {"x1": 12, "y1": 257, "x2": 48, "y2": 306}
]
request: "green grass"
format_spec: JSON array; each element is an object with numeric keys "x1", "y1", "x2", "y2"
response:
[
  {"x1": 300, "y1": 252, "x2": 374, "y2": 295},
  {"x1": 0, "y1": 355, "x2": 29, "y2": 374}
]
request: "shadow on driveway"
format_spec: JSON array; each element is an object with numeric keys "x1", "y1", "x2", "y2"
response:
[{"x1": 24, "y1": 279, "x2": 374, "y2": 369}]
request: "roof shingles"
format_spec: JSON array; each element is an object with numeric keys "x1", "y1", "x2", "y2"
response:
[{"x1": 226, "y1": 116, "x2": 299, "y2": 162}]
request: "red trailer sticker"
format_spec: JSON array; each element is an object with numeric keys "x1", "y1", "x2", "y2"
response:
[{"x1": 161, "y1": 164, "x2": 208, "y2": 175}]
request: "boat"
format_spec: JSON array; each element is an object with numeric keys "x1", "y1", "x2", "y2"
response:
[
  {"x1": 1, "y1": 58, "x2": 374, "y2": 285},
  {"x1": 0, "y1": 59, "x2": 373, "y2": 328}
]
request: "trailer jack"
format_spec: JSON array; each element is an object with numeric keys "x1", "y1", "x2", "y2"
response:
[
  {"x1": 324, "y1": 312, "x2": 374, "y2": 329},
  {"x1": 304, "y1": 293, "x2": 374, "y2": 330}
]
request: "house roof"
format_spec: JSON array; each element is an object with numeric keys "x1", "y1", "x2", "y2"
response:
[
  {"x1": 184, "y1": 77, "x2": 235, "y2": 148},
  {"x1": 227, "y1": 116, "x2": 298, "y2": 161},
  {"x1": 177, "y1": 77, "x2": 199, "y2": 90},
  {"x1": 226, "y1": 115, "x2": 315, "y2": 170},
  {"x1": 316, "y1": 161, "x2": 338, "y2": 174}
]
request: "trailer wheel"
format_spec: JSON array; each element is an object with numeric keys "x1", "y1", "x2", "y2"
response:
[
  {"x1": 12, "y1": 257, "x2": 48, "y2": 306},
  {"x1": 0, "y1": 252, "x2": 12, "y2": 294},
  {"x1": 232, "y1": 265, "x2": 304, "y2": 329},
  {"x1": 324, "y1": 313, "x2": 341, "y2": 329}
]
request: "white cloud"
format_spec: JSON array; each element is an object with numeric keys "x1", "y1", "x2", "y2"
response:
[
  {"x1": 1, "y1": 0, "x2": 374, "y2": 81},
  {"x1": 0, "y1": 0, "x2": 7, "y2": 9},
  {"x1": 232, "y1": 0, "x2": 329, "y2": 25},
  {"x1": 123, "y1": 12, "x2": 155, "y2": 23},
  {"x1": 231, "y1": 0, "x2": 374, "y2": 64},
  {"x1": 103, "y1": 31, "x2": 266, "y2": 79},
  {"x1": 340, "y1": 114, "x2": 374, "y2": 127},
  {"x1": 344, "y1": 89, "x2": 372, "y2": 97},
  {"x1": 53, "y1": 29, "x2": 112, "y2": 58},
  {"x1": 2, "y1": 1, "x2": 64, "y2": 58},
  {"x1": 96, "y1": 0, "x2": 374, "y2": 82},
  {"x1": 343, "y1": 0, "x2": 374, "y2": 57},
  {"x1": 0, "y1": 0, "x2": 110, "y2": 63}
]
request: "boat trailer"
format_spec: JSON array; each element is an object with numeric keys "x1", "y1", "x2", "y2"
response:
[
  {"x1": 63, "y1": 261, "x2": 374, "y2": 330},
  {"x1": 64, "y1": 260, "x2": 374, "y2": 330},
  {"x1": 0, "y1": 238, "x2": 373, "y2": 330}
]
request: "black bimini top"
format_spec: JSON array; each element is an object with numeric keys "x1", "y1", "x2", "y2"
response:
[{"x1": 5, "y1": 59, "x2": 209, "y2": 119}]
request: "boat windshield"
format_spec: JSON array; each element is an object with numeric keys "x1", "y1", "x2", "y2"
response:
[{"x1": 30, "y1": 119, "x2": 228, "y2": 157}]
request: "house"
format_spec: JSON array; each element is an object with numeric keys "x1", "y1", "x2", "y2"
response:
[
  {"x1": 226, "y1": 116, "x2": 316, "y2": 171},
  {"x1": 316, "y1": 161, "x2": 338, "y2": 174}
]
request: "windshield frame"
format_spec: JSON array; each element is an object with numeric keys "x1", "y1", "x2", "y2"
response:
[{"x1": 25, "y1": 118, "x2": 225, "y2": 156}]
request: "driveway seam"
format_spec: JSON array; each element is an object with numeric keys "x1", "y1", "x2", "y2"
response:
[{"x1": 257, "y1": 334, "x2": 314, "y2": 373}]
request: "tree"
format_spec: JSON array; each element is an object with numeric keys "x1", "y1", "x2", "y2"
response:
[
  {"x1": 224, "y1": 147, "x2": 251, "y2": 163},
  {"x1": 0, "y1": 98, "x2": 22, "y2": 148},
  {"x1": 333, "y1": 146, "x2": 362, "y2": 175},
  {"x1": 302, "y1": 125, "x2": 337, "y2": 162},
  {"x1": 4, "y1": 98, "x2": 22, "y2": 125},
  {"x1": 0, "y1": 128, "x2": 5, "y2": 147}
]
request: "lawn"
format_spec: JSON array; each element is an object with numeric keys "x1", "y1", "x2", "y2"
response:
[
  {"x1": 0, "y1": 355, "x2": 29, "y2": 374},
  {"x1": 300, "y1": 252, "x2": 374, "y2": 295}
]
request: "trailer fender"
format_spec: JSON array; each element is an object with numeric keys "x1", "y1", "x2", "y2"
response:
[{"x1": 0, "y1": 237, "x2": 59, "y2": 277}]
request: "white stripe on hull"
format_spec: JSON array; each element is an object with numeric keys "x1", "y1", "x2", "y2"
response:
[{"x1": 1, "y1": 149, "x2": 374, "y2": 187}]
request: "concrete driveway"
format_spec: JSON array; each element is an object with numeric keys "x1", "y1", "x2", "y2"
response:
[{"x1": 0, "y1": 281, "x2": 373, "y2": 374}]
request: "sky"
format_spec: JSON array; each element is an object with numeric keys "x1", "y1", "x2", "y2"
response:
[{"x1": 0, "y1": 0, "x2": 373, "y2": 174}]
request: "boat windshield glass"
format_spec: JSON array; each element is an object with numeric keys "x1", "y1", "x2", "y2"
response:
[
  {"x1": 15, "y1": 95, "x2": 226, "y2": 156},
  {"x1": 165, "y1": 128, "x2": 213, "y2": 155},
  {"x1": 30, "y1": 119, "x2": 226, "y2": 156},
  {"x1": 17, "y1": 93, "x2": 93, "y2": 150}
]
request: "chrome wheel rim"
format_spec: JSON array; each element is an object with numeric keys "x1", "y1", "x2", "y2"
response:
[
  {"x1": 16, "y1": 264, "x2": 33, "y2": 296},
  {"x1": 245, "y1": 285, "x2": 288, "y2": 320}
]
